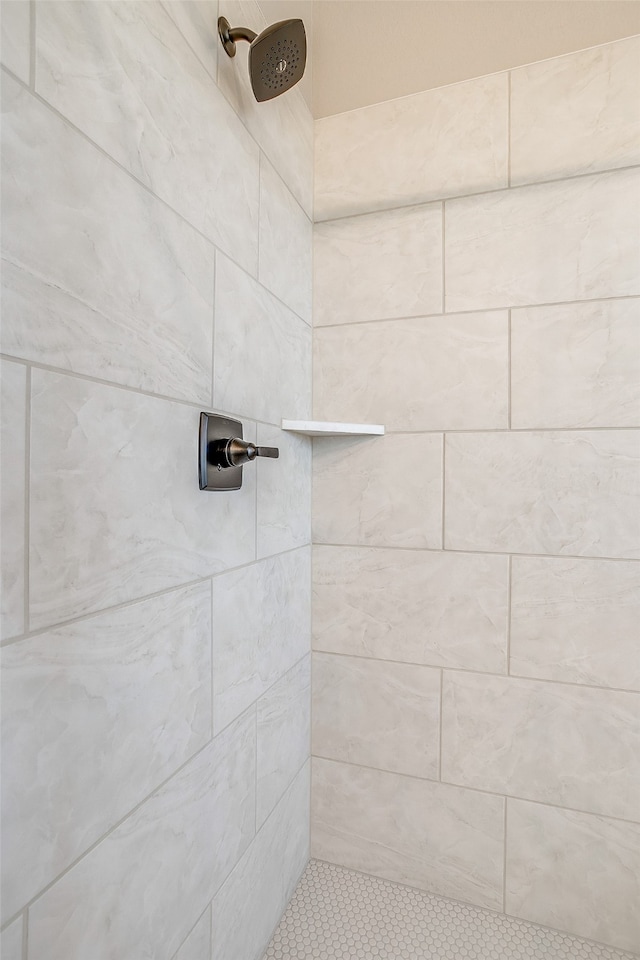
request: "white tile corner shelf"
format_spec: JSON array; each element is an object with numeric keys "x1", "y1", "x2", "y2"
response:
[{"x1": 281, "y1": 420, "x2": 385, "y2": 438}]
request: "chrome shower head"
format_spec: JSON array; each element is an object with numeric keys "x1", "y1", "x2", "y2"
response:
[{"x1": 218, "y1": 16, "x2": 307, "y2": 102}]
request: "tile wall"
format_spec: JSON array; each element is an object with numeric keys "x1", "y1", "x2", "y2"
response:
[
  {"x1": 0, "y1": 2, "x2": 312, "y2": 958},
  {"x1": 311, "y1": 35, "x2": 640, "y2": 954}
]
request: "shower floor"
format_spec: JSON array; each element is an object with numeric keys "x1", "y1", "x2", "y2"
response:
[{"x1": 263, "y1": 859, "x2": 637, "y2": 960}]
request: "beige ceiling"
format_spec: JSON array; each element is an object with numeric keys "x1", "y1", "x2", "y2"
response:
[{"x1": 259, "y1": 0, "x2": 640, "y2": 118}]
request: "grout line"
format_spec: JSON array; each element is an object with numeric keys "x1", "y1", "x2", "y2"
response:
[
  {"x1": 22, "y1": 907, "x2": 28, "y2": 960},
  {"x1": 209, "y1": 579, "x2": 214, "y2": 742},
  {"x1": 507, "y1": 70, "x2": 512, "y2": 188},
  {"x1": 441, "y1": 433, "x2": 446, "y2": 549},
  {"x1": 506, "y1": 555, "x2": 513, "y2": 676},
  {"x1": 441, "y1": 200, "x2": 446, "y2": 314},
  {"x1": 210, "y1": 250, "x2": 217, "y2": 410},
  {"x1": 503, "y1": 798, "x2": 508, "y2": 913},
  {"x1": 311, "y1": 541, "x2": 640, "y2": 564},
  {"x1": 254, "y1": 705, "x2": 259, "y2": 834},
  {"x1": 168, "y1": 903, "x2": 211, "y2": 960},
  {"x1": 438, "y1": 669, "x2": 443, "y2": 781},
  {"x1": 23, "y1": 365, "x2": 31, "y2": 635},
  {"x1": 507, "y1": 308, "x2": 512, "y2": 429},
  {"x1": 29, "y1": 0, "x2": 36, "y2": 89}
]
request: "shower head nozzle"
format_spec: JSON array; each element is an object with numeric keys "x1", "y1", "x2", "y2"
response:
[{"x1": 218, "y1": 16, "x2": 307, "y2": 102}]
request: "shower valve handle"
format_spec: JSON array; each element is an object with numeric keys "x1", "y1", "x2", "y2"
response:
[{"x1": 209, "y1": 437, "x2": 279, "y2": 469}]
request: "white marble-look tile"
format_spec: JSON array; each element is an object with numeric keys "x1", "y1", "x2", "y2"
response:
[
  {"x1": 214, "y1": 254, "x2": 311, "y2": 425},
  {"x1": 442, "y1": 672, "x2": 640, "y2": 821},
  {"x1": 36, "y1": 1, "x2": 259, "y2": 274},
  {"x1": 161, "y1": 0, "x2": 218, "y2": 81},
  {"x1": 217, "y1": 0, "x2": 313, "y2": 216},
  {"x1": 511, "y1": 37, "x2": 640, "y2": 187},
  {"x1": 511, "y1": 299, "x2": 640, "y2": 429},
  {"x1": 257, "y1": 424, "x2": 311, "y2": 558},
  {"x1": 174, "y1": 907, "x2": 212, "y2": 960},
  {"x1": 29, "y1": 371, "x2": 256, "y2": 629},
  {"x1": 1, "y1": 583, "x2": 212, "y2": 922},
  {"x1": 1, "y1": 0, "x2": 29, "y2": 82},
  {"x1": 0, "y1": 917, "x2": 22, "y2": 960},
  {"x1": 313, "y1": 546, "x2": 508, "y2": 674},
  {"x1": 1, "y1": 76, "x2": 214, "y2": 404},
  {"x1": 506, "y1": 800, "x2": 640, "y2": 954},
  {"x1": 0, "y1": 360, "x2": 25, "y2": 641},
  {"x1": 259, "y1": 157, "x2": 312, "y2": 324},
  {"x1": 312, "y1": 758, "x2": 504, "y2": 911},
  {"x1": 212, "y1": 762, "x2": 310, "y2": 960},
  {"x1": 510, "y1": 556, "x2": 640, "y2": 692},
  {"x1": 445, "y1": 431, "x2": 640, "y2": 559},
  {"x1": 212, "y1": 548, "x2": 310, "y2": 731},
  {"x1": 313, "y1": 313, "x2": 508, "y2": 431},
  {"x1": 28, "y1": 710, "x2": 255, "y2": 960},
  {"x1": 445, "y1": 168, "x2": 640, "y2": 312},
  {"x1": 312, "y1": 653, "x2": 440, "y2": 780},
  {"x1": 314, "y1": 73, "x2": 508, "y2": 221},
  {"x1": 257, "y1": 656, "x2": 310, "y2": 827},
  {"x1": 314, "y1": 204, "x2": 442, "y2": 326},
  {"x1": 313, "y1": 434, "x2": 442, "y2": 549}
]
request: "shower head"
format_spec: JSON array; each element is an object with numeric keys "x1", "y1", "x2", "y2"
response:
[{"x1": 218, "y1": 16, "x2": 307, "y2": 102}]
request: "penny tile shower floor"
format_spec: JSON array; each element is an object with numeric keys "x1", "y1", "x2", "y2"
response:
[{"x1": 263, "y1": 860, "x2": 637, "y2": 960}]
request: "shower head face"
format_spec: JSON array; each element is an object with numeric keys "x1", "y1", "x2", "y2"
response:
[{"x1": 249, "y1": 19, "x2": 306, "y2": 102}]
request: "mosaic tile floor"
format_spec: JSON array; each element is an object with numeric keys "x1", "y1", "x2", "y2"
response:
[{"x1": 263, "y1": 859, "x2": 638, "y2": 960}]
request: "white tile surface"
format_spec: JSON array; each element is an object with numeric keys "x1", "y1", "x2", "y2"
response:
[
  {"x1": 36, "y1": 0, "x2": 260, "y2": 273},
  {"x1": 1, "y1": 0, "x2": 29, "y2": 82},
  {"x1": 259, "y1": 157, "x2": 312, "y2": 323},
  {"x1": 257, "y1": 424, "x2": 311, "y2": 558},
  {"x1": 510, "y1": 556, "x2": 640, "y2": 691},
  {"x1": 511, "y1": 37, "x2": 640, "y2": 186},
  {"x1": 445, "y1": 168, "x2": 640, "y2": 312},
  {"x1": 28, "y1": 371, "x2": 256, "y2": 629},
  {"x1": 28, "y1": 710, "x2": 256, "y2": 960},
  {"x1": 0, "y1": 360, "x2": 25, "y2": 641},
  {"x1": 314, "y1": 204, "x2": 442, "y2": 326},
  {"x1": 212, "y1": 548, "x2": 310, "y2": 731},
  {"x1": 314, "y1": 73, "x2": 508, "y2": 221},
  {"x1": 511, "y1": 299, "x2": 640, "y2": 428},
  {"x1": 1, "y1": 583, "x2": 212, "y2": 922},
  {"x1": 313, "y1": 546, "x2": 508, "y2": 673},
  {"x1": 173, "y1": 907, "x2": 212, "y2": 960},
  {"x1": 444, "y1": 431, "x2": 640, "y2": 559},
  {"x1": 442, "y1": 672, "x2": 640, "y2": 821},
  {"x1": 312, "y1": 653, "x2": 440, "y2": 779},
  {"x1": 0, "y1": 917, "x2": 22, "y2": 960},
  {"x1": 1, "y1": 75, "x2": 215, "y2": 404},
  {"x1": 313, "y1": 313, "x2": 508, "y2": 431},
  {"x1": 313, "y1": 433, "x2": 442, "y2": 549},
  {"x1": 257, "y1": 656, "x2": 310, "y2": 827},
  {"x1": 212, "y1": 762, "x2": 310, "y2": 960},
  {"x1": 312, "y1": 758, "x2": 504, "y2": 911},
  {"x1": 161, "y1": 0, "x2": 218, "y2": 81},
  {"x1": 506, "y1": 800, "x2": 640, "y2": 954},
  {"x1": 214, "y1": 254, "x2": 311, "y2": 425}
]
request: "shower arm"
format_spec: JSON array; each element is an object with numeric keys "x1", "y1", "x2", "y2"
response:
[{"x1": 219, "y1": 18, "x2": 257, "y2": 57}]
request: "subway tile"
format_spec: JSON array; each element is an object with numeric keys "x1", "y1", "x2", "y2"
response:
[
  {"x1": 445, "y1": 168, "x2": 640, "y2": 311},
  {"x1": 313, "y1": 313, "x2": 508, "y2": 431},
  {"x1": 212, "y1": 762, "x2": 310, "y2": 960},
  {"x1": 257, "y1": 656, "x2": 310, "y2": 827},
  {"x1": 441, "y1": 672, "x2": 640, "y2": 821},
  {"x1": 511, "y1": 299, "x2": 640, "y2": 428},
  {"x1": 161, "y1": 0, "x2": 218, "y2": 81},
  {"x1": 29, "y1": 371, "x2": 256, "y2": 629},
  {"x1": 311, "y1": 758, "x2": 504, "y2": 911},
  {"x1": 257, "y1": 424, "x2": 311, "y2": 558},
  {"x1": 445, "y1": 431, "x2": 640, "y2": 559},
  {"x1": 1, "y1": 75, "x2": 214, "y2": 405},
  {"x1": 312, "y1": 653, "x2": 440, "y2": 779},
  {"x1": 28, "y1": 710, "x2": 256, "y2": 960},
  {"x1": 217, "y1": 0, "x2": 313, "y2": 216},
  {"x1": 0, "y1": 360, "x2": 25, "y2": 641},
  {"x1": 212, "y1": 548, "x2": 310, "y2": 731},
  {"x1": 511, "y1": 37, "x2": 640, "y2": 186},
  {"x1": 259, "y1": 157, "x2": 312, "y2": 324},
  {"x1": 214, "y1": 254, "x2": 311, "y2": 425},
  {"x1": 506, "y1": 799, "x2": 640, "y2": 954},
  {"x1": 314, "y1": 204, "x2": 442, "y2": 326},
  {"x1": 314, "y1": 72, "x2": 508, "y2": 220},
  {"x1": 511, "y1": 556, "x2": 640, "y2": 691},
  {"x1": 36, "y1": 0, "x2": 259, "y2": 273},
  {"x1": 1, "y1": 0, "x2": 30, "y2": 82},
  {"x1": 1, "y1": 583, "x2": 211, "y2": 922},
  {"x1": 174, "y1": 907, "x2": 212, "y2": 960},
  {"x1": 313, "y1": 546, "x2": 508, "y2": 674},
  {"x1": 0, "y1": 917, "x2": 22, "y2": 960},
  {"x1": 313, "y1": 434, "x2": 442, "y2": 549}
]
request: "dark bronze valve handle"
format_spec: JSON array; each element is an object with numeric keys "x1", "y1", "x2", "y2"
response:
[{"x1": 209, "y1": 437, "x2": 280, "y2": 469}]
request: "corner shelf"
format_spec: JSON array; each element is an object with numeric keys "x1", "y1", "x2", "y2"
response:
[{"x1": 281, "y1": 420, "x2": 385, "y2": 437}]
